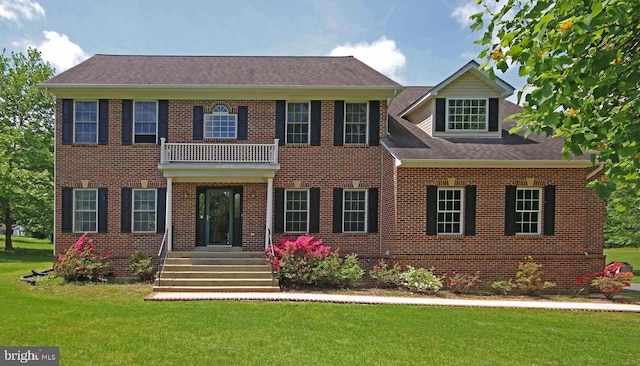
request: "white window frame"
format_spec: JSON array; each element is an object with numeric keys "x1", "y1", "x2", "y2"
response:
[
  {"x1": 285, "y1": 101, "x2": 310, "y2": 144},
  {"x1": 132, "y1": 189, "x2": 157, "y2": 233},
  {"x1": 74, "y1": 100, "x2": 98, "y2": 143},
  {"x1": 436, "y1": 187, "x2": 464, "y2": 235},
  {"x1": 446, "y1": 98, "x2": 488, "y2": 132},
  {"x1": 343, "y1": 189, "x2": 367, "y2": 233},
  {"x1": 344, "y1": 102, "x2": 369, "y2": 145},
  {"x1": 204, "y1": 105, "x2": 237, "y2": 139},
  {"x1": 73, "y1": 189, "x2": 98, "y2": 233},
  {"x1": 515, "y1": 187, "x2": 542, "y2": 235},
  {"x1": 133, "y1": 100, "x2": 158, "y2": 143},
  {"x1": 284, "y1": 189, "x2": 309, "y2": 233}
]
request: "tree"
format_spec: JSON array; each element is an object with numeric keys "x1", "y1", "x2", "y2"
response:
[
  {"x1": 0, "y1": 49, "x2": 55, "y2": 250},
  {"x1": 604, "y1": 190, "x2": 640, "y2": 247},
  {"x1": 472, "y1": 0, "x2": 640, "y2": 206}
]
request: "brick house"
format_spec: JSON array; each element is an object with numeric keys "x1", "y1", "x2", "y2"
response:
[{"x1": 43, "y1": 55, "x2": 604, "y2": 291}]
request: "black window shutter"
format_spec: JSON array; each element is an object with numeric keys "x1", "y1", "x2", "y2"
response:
[
  {"x1": 544, "y1": 185, "x2": 556, "y2": 236},
  {"x1": 61, "y1": 187, "x2": 73, "y2": 233},
  {"x1": 368, "y1": 187, "x2": 379, "y2": 233},
  {"x1": 62, "y1": 99, "x2": 73, "y2": 145},
  {"x1": 237, "y1": 106, "x2": 248, "y2": 140},
  {"x1": 464, "y1": 185, "x2": 477, "y2": 236},
  {"x1": 156, "y1": 187, "x2": 166, "y2": 233},
  {"x1": 334, "y1": 101, "x2": 344, "y2": 146},
  {"x1": 505, "y1": 185, "x2": 517, "y2": 236},
  {"x1": 158, "y1": 100, "x2": 169, "y2": 144},
  {"x1": 369, "y1": 100, "x2": 380, "y2": 146},
  {"x1": 435, "y1": 98, "x2": 446, "y2": 132},
  {"x1": 98, "y1": 188, "x2": 108, "y2": 233},
  {"x1": 274, "y1": 188, "x2": 284, "y2": 233},
  {"x1": 98, "y1": 99, "x2": 109, "y2": 145},
  {"x1": 121, "y1": 100, "x2": 132, "y2": 145},
  {"x1": 488, "y1": 98, "x2": 499, "y2": 132},
  {"x1": 426, "y1": 185, "x2": 438, "y2": 235},
  {"x1": 309, "y1": 187, "x2": 320, "y2": 233},
  {"x1": 310, "y1": 101, "x2": 321, "y2": 146},
  {"x1": 121, "y1": 187, "x2": 132, "y2": 233},
  {"x1": 193, "y1": 106, "x2": 204, "y2": 140},
  {"x1": 332, "y1": 188, "x2": 343, "y2": 233},
  {"x1": 275, "y1": 101, "x2": 285, "y2": 146}
]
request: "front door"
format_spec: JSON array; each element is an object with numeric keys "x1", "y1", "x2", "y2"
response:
[{"x1": 196, "y1": 187, "x2": 242, "y2": 247}]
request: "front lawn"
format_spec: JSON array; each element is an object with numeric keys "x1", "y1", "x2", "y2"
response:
[
  {"x1": 604, "y1": 247, "x2": 640, "y2": 283},
  {"x1": 1, "y1": 238, "x2": 639, "y2": 365}
]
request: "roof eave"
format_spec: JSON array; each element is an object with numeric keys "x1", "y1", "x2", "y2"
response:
[{"x1": 396, "y1": 159, "x2": 595, "y2": 168}]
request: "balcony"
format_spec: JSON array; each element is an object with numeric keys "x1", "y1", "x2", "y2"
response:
[{"x1": 158, "y1": 138, "x2": 280, "y2": 183}]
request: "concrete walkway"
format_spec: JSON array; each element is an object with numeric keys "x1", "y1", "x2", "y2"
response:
[{"x1": 145, "y1": 291, "x2": 640, "y2": 313}]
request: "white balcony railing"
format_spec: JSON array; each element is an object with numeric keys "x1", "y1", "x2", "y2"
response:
[{"x1": 160, "y1": 138, "x2": 279, "y2": 164}]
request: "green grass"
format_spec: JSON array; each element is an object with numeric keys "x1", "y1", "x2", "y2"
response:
[
  {"x1": 1, "y1": 239, "x2": 639, "y2": 365},
  {"x1": 604, "y1": 247, "x2": 640, "y2": 283}
]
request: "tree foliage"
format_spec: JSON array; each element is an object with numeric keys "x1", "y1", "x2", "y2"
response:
[
  {"x1": 0, "y1": 49, "x2": 55, "y2": 250},
  {"x1": 604, "y1": 190, "x2": 640, "y2": 247},
  {"x1": 472, "y1": 0, "x2": 640, "y2": 206}
]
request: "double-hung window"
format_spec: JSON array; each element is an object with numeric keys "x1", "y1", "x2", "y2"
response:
[
  {"x1": 133, "y1": 189, "x2": 156, "y2": 233},
  {"x1": 134, "y1": 101, "x2": 157, "y2": 143},
  {"x1": 345, "y1": 102, "x2": 368, "y2": 144},
  {"x1": 285, "y1": 189, "x2": 308, "y2": 232},
  {"x1": 286, "y1": 102, "x2": 309, "y2": 144},
  {"x1": 74, "y1": 189, "x2": 97, "y2": 233},
  {"x1": 74, "y1": 101, "x2": 98, "y2": 143},
  {"x1": 447, "y1": 99, "x2": 487, "y2": 131},
  {"x1": 204, "y1": 105, "x2": 237, "y2": 139},
  {"x1": 437, "y1": 188, "x2": 463, "y2": 234},
  {"x1": 343, "y1": 189, "x2": 367, "y2": 232},
  {"x1": 515, "y1": 188, "x2": 541, "y2": 234}
]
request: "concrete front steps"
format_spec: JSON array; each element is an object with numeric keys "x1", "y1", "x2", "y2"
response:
[{"x1": 153, "y1": 251, "x2": 280, "y2": 293}]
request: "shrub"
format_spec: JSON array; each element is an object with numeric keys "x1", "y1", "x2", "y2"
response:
[
  {"x1": 577, "y1": 262, "x2": 635, "y2": 300},
  {"x1": 369, "y1": 260, "x2": 403, "y2": 288},
  {"x1": 514, "y1": 256, "x2": 556, "y2": 295},
  {"x1": 53, "y1": 233, "x2": 112, "y2": 282},
  {"x1": 127, "y1": 251, "x2": 155, "y2": 282},
  {"x1": 491, "y1": 279, "x2": 516, "y2": 296},
  {"x1": 400, "y1": 266, "x2": 443, "y2": 294},
  {"x1": 266, "y1": 234, "x2": 363, "y2": 288},
  {"x1": 446, "y1": 271, "x2": 481, "y2": 294}
]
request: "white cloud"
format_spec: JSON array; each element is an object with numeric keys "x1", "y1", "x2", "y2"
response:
[
  {"x1": 0, "y1": 0, "x2": 44, "y2": 24},
  {"x1": 329, "y1": 36, "x2": 406, "y2": 83},
  {"x1": 451, "y1": 2, "x2": 483, "y2": 27},
  {"x1": 20, "y1": 31, "x2": 89, "y2": 73}
]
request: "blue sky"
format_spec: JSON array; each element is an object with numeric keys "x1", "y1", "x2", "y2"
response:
[{"x1": 1, "y1": 0, "x2": 524, "y2": 93}]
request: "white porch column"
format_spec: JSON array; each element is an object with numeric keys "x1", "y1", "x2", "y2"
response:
[
  {"x1": 265, "y1": 178, "x2": 274, "y2": 249},
  {"x1": 166, "y1": 177, "x2": 173, "y2": 252}
]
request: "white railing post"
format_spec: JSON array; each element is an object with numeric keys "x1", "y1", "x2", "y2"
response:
[
  {"x1": 160, "y1": 138, "x2": 166, "y2": 164},
  {"x1": 273, "y1": 139, "x2": 279, "y2": 164}
]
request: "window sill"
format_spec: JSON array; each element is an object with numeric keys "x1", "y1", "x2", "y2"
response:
[
  {"x1": 203, "y1": 138, "x2": 237, "y2": 142},
  {"x1": 344, "y1": 143, "x2": 369, "y2": 148},
  {"x1": 515, "y1": 233, "x2": 543, "y2": 238},
  {"x1": 436, "y1": 234, "x2": 464, "y2": 239},
  {"x1": 70, "y1": 143, "x2": 99, "y2": 147},
  {"x1": 284, "y1": 143, "x2": 310, "y2": 147}
]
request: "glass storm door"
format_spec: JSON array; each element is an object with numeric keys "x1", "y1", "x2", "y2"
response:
[{"x1": 196, "y1": 187, "x2": 242, "y2": 247}]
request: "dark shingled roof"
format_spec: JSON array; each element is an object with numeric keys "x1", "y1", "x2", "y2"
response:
[
  {"x1": 44, "y1": 54, "x2": 402, "y2": 87},
  {"x1": 384, "y1": 87, "x2": 590, "y2": 162}
]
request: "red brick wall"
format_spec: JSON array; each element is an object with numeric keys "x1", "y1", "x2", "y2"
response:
[{"x1": 380, "y1": 166, "x2": 605, "y2": 290}]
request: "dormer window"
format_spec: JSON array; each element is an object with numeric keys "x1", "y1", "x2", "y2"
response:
[
  {"x1": 205, "y1": 105, "x2": 237, "y2": 139},
  {"x1": 447, "y1": 98, "x2": 488, "y2": 131}
]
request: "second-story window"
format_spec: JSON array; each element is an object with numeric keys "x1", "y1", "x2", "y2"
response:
[
  {"x1": 447, "y1": 99, "x2": 488, "y2": 131},
  {"x1": 204, "y1": 105, "x2": 237, "y2": 139},
  {"x1": 345, "y1": 102, "x2": 368, "y2": 144},
  {"x1": 134, "y1": 101, "x2": 157, "y2": 143},
  {"x1": 286, "y1": 102, "x2": 309, "y2": 144},
  {"x1": 74, "y1": 101, "x2": 98, "y2": 143}
]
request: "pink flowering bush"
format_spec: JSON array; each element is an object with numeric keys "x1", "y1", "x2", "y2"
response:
[
  {"x1": 370, "y1": 260, "x2": 403, "y2": 288},
  {"x1": 54, "y1": 233, "x2": 112, "y2": 282},
  {"x1": 446, "y1": 271, "x2": 481, "y2": 294},
  {"x1": 266, "y1": 234, "x2": 363, "y2": 288},
  {"x1": 577, "y1": 262, "x2": 635, "y2": 300}
]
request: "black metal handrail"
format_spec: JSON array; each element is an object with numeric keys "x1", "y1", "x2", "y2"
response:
[
  {"x1": 156, "y1": 230, "x2": 169, "y2": 287},
  {"x1": 267, "y1": 228, "x2": 277, "y2": 287}
]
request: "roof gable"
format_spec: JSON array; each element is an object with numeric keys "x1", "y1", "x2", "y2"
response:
[{"x1": 399, "y1": 60, "x2": 514, "y2": 117}]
